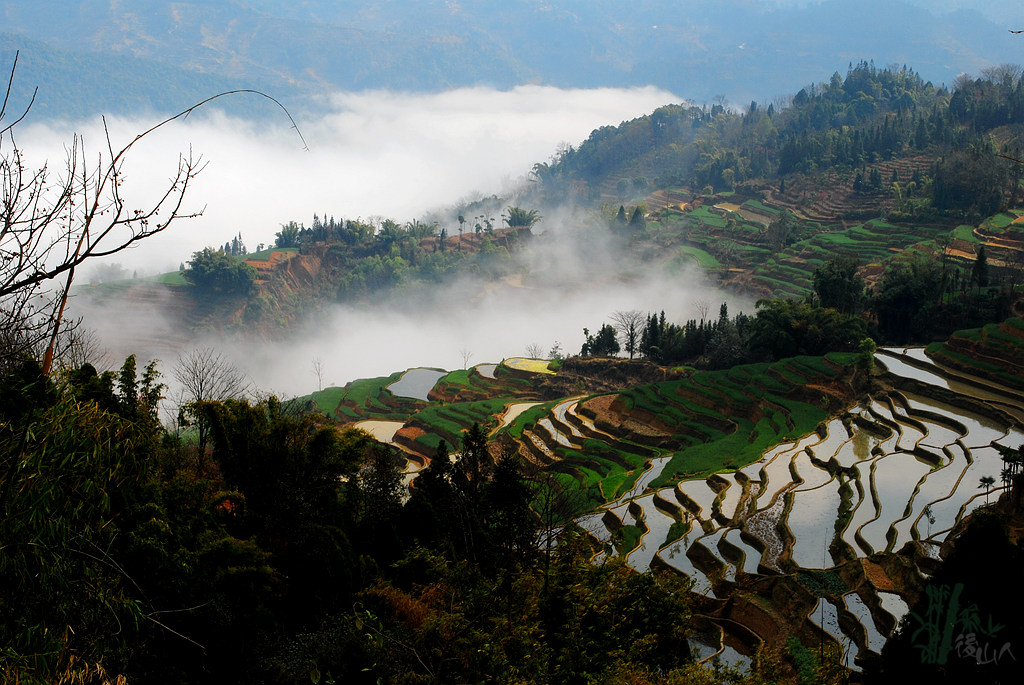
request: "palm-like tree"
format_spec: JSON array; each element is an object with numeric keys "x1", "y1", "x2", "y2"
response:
[
  {"x1": 980, "y1": 475, "x2": 997, "y2": 504},
  {"x1": 504, "y1": 206, "x2": 542, "y2": 229},
  {"x1": 995, "y1": 443, "x2": 1023, "y2": 488}
]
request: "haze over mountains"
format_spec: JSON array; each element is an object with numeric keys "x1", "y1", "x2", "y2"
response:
[{"x1": 0, "y1": 0, "x2": 1020, "y2": 119}]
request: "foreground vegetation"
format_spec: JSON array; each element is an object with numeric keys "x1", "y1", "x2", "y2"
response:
[{"x1": 1, "y1": 355, "x2": 838, "y2": 684}]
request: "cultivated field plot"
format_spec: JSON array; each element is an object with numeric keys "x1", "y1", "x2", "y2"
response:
[{"x1": 567, "y1": 346, "x2": 1021, "y2": 671}]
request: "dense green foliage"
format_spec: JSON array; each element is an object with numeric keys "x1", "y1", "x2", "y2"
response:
[
  {"x1": 0, "y1": 359, "x2": 715, "y2": 683},
  {"x1": 184, "y1": 248, "x2": 258, "y2": 296},
  {"x1": 583, "y1": 297, "x2": 867, "y2": 370},
  {"x1": 543, "y1": 62, "x2": 1023, "y2": 221},
  {"x1": 581, "y1": 323, "x2": 621, "y2": 357},
  {"x1": 11, "y1": 49, "x2": 1024, "y2": 683},
  {"x1": 240, "y1": 213, "x2": 523, "y2": 325}
]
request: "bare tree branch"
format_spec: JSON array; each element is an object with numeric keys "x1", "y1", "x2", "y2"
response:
[
  {"x1": 0, "y1": 56, "x2": 307, "y2": 373},
  {"x1": 610, "y1": 309, "x2": 644, "y2": 359}
]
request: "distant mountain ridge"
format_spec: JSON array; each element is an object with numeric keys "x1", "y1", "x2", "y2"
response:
[{"x1": 0, "y1": 0, "x2": 1019, "y2": 120}]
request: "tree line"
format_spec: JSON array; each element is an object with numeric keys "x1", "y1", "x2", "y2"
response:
[{"x1": 580, "y1": 247, "x2": 1014, "y2": 369}]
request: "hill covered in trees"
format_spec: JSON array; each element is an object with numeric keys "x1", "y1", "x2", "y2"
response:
[{"x1": 539, "y1": 61, "x2": 1024, "y2": 221}]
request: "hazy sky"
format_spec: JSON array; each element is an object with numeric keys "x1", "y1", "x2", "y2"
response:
[{"x1": 21, "y1": 85, "x2": 680, "y2": 275}]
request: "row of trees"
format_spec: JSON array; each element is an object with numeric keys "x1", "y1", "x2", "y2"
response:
[
  {"x1": 580, "y1": 244, "x2": 1016, "y2": 367},
  {"x1": 582, "y1": 295, "x2": 867, "y2": 370},
  {"x1": 275, "y1": 205, "x2": 542, "y2": 252},
  {"x1": 183, "y1": 247, "x2": 258, "y2": 296}
]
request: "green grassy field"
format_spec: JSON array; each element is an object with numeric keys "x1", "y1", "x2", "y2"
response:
[
  {"x1": 244, "y1": 246, "x2": 299, "y2": 261},
  {"x1": 677, "y1": 245, "x2": 722, "y2": 268},
  {"x1": 153, "y1": 271, "x2": 189, "y2": 285}
]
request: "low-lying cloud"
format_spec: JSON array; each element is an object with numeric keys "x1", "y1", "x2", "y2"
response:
[
  {"x1": 44, "y1": 84, "x2": 759, "y2": 397},
  {"x1": 21, "y1": 85, "x2": 679, "y2": 274},
  {"x1": 74, "y1": 256, "x2": 748, "y2": 399}
]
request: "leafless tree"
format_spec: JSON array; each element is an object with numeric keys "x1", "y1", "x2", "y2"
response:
[
  {"x1": 525, "y1": 342, "x2": 543, "y2": 359},
  {"x1": 460, "y1": 347, "x2": 473, "y2": 370},
  {"x1": 694, "y1": 298, "x2": 710, "y2": 324},
  {"x1": 311, "y1": 356, "x2": 325, "y2": 391},
  {"x1": 771, "y1": 93, "x2": 793, "y2": 112},
  {"x1": 719, "y1": 239, "x2": 739, "y2": 271},
  {"x1": 52, "y1": 324, "x2": 110, "y2": 372},
  {"x1": 610, "y1": 309, "x2": 645, "y2": 359},
  {"x1": 173, "y1": 346, "x2": 250, "y2": 451},
  {"x1": 980, "y1": 64, "x2": 1022, "y2": 88},
  {"x1": 0, "y1": 52, "x2": 306, "y2": 375},
  {"x1": 174, "y1": 347, "x2": 250, "y2": 405}
]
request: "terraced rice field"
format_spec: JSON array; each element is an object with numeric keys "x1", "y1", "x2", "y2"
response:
[
  {"x1": 328, "y1": 330, "x2": 1021, "y2": 671},
  {"x1": 749, "y1": 221, "x2": 948, "y2": 297},
  {"x1": 353, "y1": 420, "x2": 405, "y2": 443},
  {"x1": 388, "y1": 367, "x2": 447, "y2": 401},
  {"x1": 559, "y1": 347, "x2": 1022, "y2": 669},
  {"x1": 503, "y1": 357, "x2": 556, "y2": 374}
]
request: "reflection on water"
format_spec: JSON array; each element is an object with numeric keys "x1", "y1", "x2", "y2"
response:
[
  {"x1": 860, "y1": 454, "x2": 932, "y2": 553},
  {"x1": 849, "y1": 423, "x2": 879, "y2": 463},
  {"x1": 565, "y1": 344, "x2": 1024, "y2": 669},
  {"x1": 387, "y1": 367, "x2": 447, "y2": 401},
  {"x1": 788, "y1": 482, "x2": 842, "y2": 568},
  {"x1": 844, "y1": 592, "x2": 887, "y2": 653},
  {"x1": 353, "y1": 419, "x2": 405, "y2": 443},
  {"x1": 495, "y1": 402, "x2": 541, "y2": 432},
  {"x1": 724, "y1": 528, "x2": 762, "y2": 575},
  {"x1": 626, "y1": 493, "x2": 676, "y2": 572},
  {"x1": 811, "y1": 598, "x2": 860, "y2": 670},
  {"x1": 677, "y1": 478, "x2": 719, "y2": 518},
  {"x1": 878, "y1": 591, "x2": 910, "y2": 628}
]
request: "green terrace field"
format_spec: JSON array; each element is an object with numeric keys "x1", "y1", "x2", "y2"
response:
[
  {"x1": 429, "y1": 364, "x2": 537, "y2": 403},
  {"x1": 406, "y1": 397, "x2": 511, "y2": 449},
  {"x1": 295, "y1": 348, "x2": 855, "y2": 522},
  {"x1": 506, "y1": 356, "x2": 848, "y2": 504},
  {"x1": 244, "y1": 246, "x2": 300, "y2": 261},
  {"x1": 750, "y1": 220, "x2": 950, "y2": 297},
  {"x1": 650, "y1": 202, "x2": 834, "y2": 280},
  {"x1": 293, "y1": 371, "x2": 428, "y2": 422},
  {"x1": 153, "y1": 270, "x2": 189, "y2": 285},
  {"x1": 952, "y1": 224, "x2": 980, "y2": 244},
  {"x1": 675, "y1": 245, "x2": 722, "y2": 269},
  {"x1": 986, "y1": 212, "x2": 1018, "y2": 229},
  {"x1": 79, "y1": 268, "x2": 191, "y2": 297},
  {"x1": 928, "y1": 317, "x2": 1024, "y2": 392},
  {"x1": 646, "y1": 203, "x2": 1019, "y2": 301}
]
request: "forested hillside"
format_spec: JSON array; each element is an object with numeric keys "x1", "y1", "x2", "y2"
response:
[{"x1": 542, "y1": 61, "x2": 1024, "y2": 222}]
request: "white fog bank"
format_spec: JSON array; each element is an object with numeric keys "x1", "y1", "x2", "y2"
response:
[
  {"x1": 19, "y1": 85, "x2": 680, "y2": 275},
  {"x1": 72, "y1": 263, "x2": 750, "y2": 399}
]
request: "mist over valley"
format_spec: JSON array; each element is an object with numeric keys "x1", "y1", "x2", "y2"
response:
[{"x1": 49, "y1": 84, "x2": 723, "y2": 394}]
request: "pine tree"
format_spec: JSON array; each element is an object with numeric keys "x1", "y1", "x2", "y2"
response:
[
  {"x1": 615, "y1": 205, "x2": 628, "y2": 227},
  {"x1": 629, "y1": 206, "x2": 646, "y2": 229}
]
